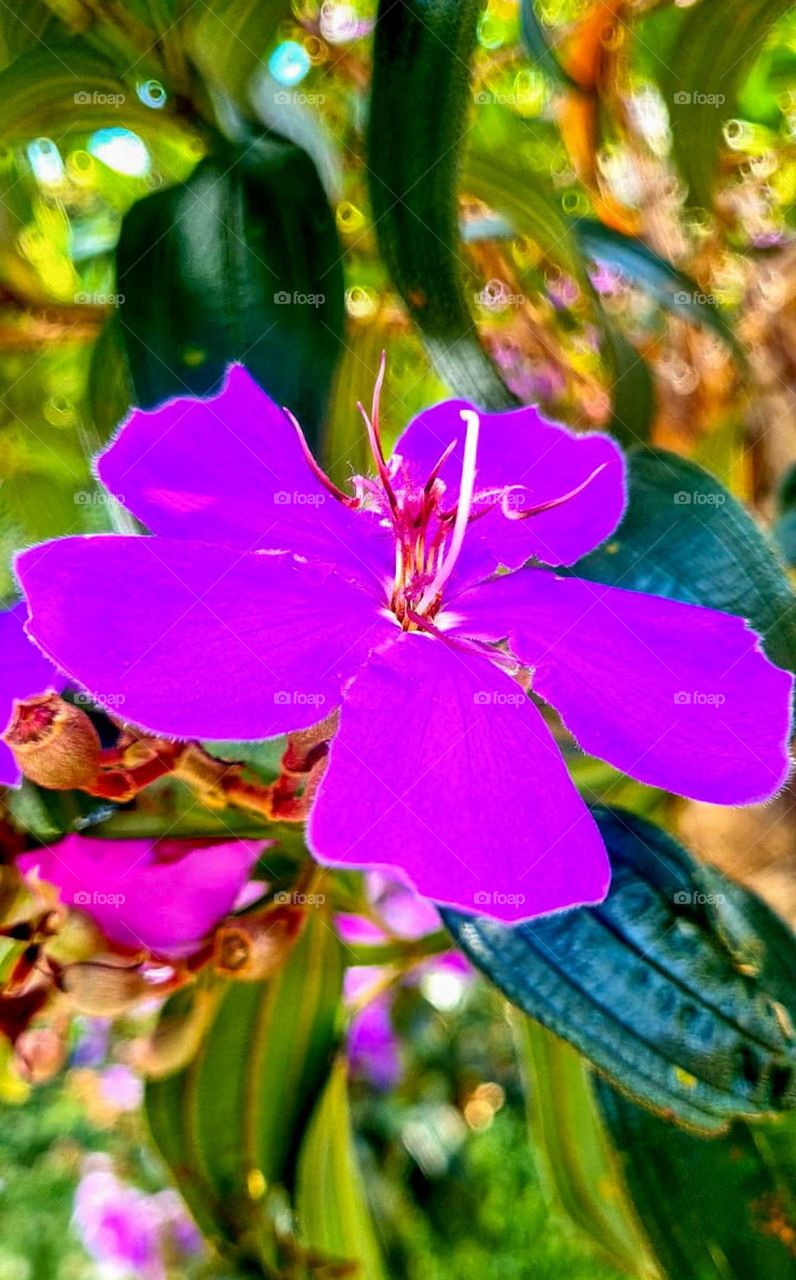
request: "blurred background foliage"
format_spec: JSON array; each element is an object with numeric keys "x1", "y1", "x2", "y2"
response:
[{"x1": 3, "y1": 0, "x2": 796, "y2": 1277}]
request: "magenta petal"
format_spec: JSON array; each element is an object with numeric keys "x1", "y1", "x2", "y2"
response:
[
  {"x1": 0, "y1": 602, "x2": 64, "y2": 786},
  {"x1": 18, "y1": 536, "x2": 393, "y2": 739},
  {"x1": 19, "y1": 835, "x2": 261, "y2": 954},
  {"x1": 460, "y1": 570, "x2": 793, "y2": 804},
  {"x1": 308, "y1": 634, "x2": 610, "y2": 922},
  {"x1": 97, "y1": 364, "x2": 392, "y2": 587},
  {"x1": 393, "y1": 399, "x2": 626, "y2": 578}
]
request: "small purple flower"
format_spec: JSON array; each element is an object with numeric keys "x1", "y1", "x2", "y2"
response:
[
  {"x1": 0, "y1": 602, "x2": 63, "y2": 786},
  {"x1": 19, "y1": 834, "x2": 261, "y2": 955},
  {"x1": 73, "y1": 1164, "x2": 165, "y2": 1280},
  {"x1": 16, "y1": 365, "x2": 793, "y2": 921}
]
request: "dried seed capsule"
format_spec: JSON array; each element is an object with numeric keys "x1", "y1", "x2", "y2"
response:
[{"x1": 3, "y1": 694, "x2": 101, "y2": 790}]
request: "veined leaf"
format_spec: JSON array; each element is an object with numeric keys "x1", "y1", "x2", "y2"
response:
[
  {"x1": 516, "y1": 1021, "x2": 659, "y2": 1277},
  {"x1": 367, "y1": 0, "x2": 514, "y2": 407},
  {"x1": 443, "y1": 807, "x2": 796, "y2": 1132},
  {"x1": 662, "y1": 0, "x2": 792, "y2": 208},
  {"x1": 296, "y1": 1056, "x2": 388, "y2": 1279},
  {"x1": 113, "y1": 133, "x2": 345, "y2": 440},
  {"x1": 572, "y1": 447, "x2": 796, "y2": 677},
  {"x1": 597, "y1": 1080, "x2": 796, "y2": 1279},
  {"x1": 146, "y1": 910, "x2": 343, "y2": 1254}
]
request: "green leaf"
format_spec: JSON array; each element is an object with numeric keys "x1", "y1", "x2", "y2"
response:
[
  {"x1": 662, "y1": 0, "x2": 792, "y2": 208},
  {"x1": 442, "y1": 806, "x2": 796, "y2": 1132},
  {"x1": 367, "y1": 0, "x2": 514, "y2": 408},
  {"x1": 185, "y1": 0, "x2": 290, "y2": 103},
  {"x1": 597, "y1": 1080, "x2": 796, "y2": 1279},
  {"x1": 113, "y1": 133, "x2": 345, "y2": 440},
  {"x1": 575, "y1": 220, "x2": 739, "y2": 354},
  {"x1": 146, "y1": 909, "x2": 343, "y2": 1255},
  {"x1": 520, "y1": 0, "x2": 578, "y2": 88},
  {"x1": 296, "y1": 1057, "x2": 389, "y2": 1279},
  {"x1": 572, "y1": 447, "x2": 796, "y2": 677},
  {"x1": 0, "y1": 0, "x2": 54, "y2": 71},
  {"x1": 516, "y1": 1021, "x2": 659, "y2": 1277}
]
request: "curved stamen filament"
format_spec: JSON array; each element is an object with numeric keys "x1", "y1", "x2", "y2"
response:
[
  {"x1": 283, "y1": 407, "x2": 357, "y2": 507},
  {"x1": 417, "y1": 409, "x2": 480, "y2": 612},
  {"x1": 500, "y1": 462, "x2": 608, "y2": 521}
]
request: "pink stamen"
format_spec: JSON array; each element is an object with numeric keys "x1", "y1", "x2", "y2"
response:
[
  {"x1": 417, "y1": 409, "x2": 480, "y2": 612},
  {"x1": 500, "y1": 463, "x2": 608, "y2": 521},
  {"x1": 283, "y1": 407, "x2": 358, "y2": 507}
]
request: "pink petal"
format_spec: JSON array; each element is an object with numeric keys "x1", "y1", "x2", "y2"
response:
[
  {"x1": 19, "y1": 835, "x2": 262, "y2": 955},
  {"x1": 18, "y1": 536, "x2": 393, "y2": 739},
  {"x1": 308, "y1": 633, "x2": 610, "y2": 922},
  {"x1": 458, "y1": 569, "x2": 793, "y2": 804},
  {"x1": 97, "y1": 364, "x2": 392, "y2": 588},
  {"x1": 392, "y1": 399, "x2": 626, "y2": 580},
  {"x1": 0, "y1": 603, "x2": 64, "y2": 786}
]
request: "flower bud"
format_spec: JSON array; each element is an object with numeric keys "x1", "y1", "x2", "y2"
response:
[
  {"x1": 3, "y1": 694, "x2": 101, "y2": 790},
  {"x1": 14, "y1": 1026, "x2": 66, "y2": 1083},
  {"x1": 213, "y1": 905, "x2": 305, "y2": 981},
  {"x1": 60, "y1": 956, "x2": 153, "y2": 1016},
  {"x1": 130, "y1": 986, "x2": 219, "y2": 1079}
]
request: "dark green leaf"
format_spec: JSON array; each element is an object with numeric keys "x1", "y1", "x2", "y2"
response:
[
  {"x1": 114, "y1": 133, "x2": 345, "y2": 440},
  {"x1": 662, "y1": 0, "x2": 792, "y2": 208},
  {"x1": 443, "y1": 806, "x2": 796, "y2": 1132},
  {"x1": 367, "y1": 0, "x2": 514, "y2": 408},
  {"x1": 573, "y1": 447, "x2": 796, "y2": 676},
  {"x1": 597, "y1": 1079, "x2": 796, "y2": 1279},
  {"x1": 146, "y1": 909, "x2": 343, "y2": 1252}
]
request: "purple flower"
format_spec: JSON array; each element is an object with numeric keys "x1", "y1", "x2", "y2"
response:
[
  {"x1": 19, "y1": 834, "x2": 261, "y2": 955},
  {"x1": 0, "y1": 602, "x2": 63, "y2": 786},
  {"x1": 17, "y1": 365, "x2": 793, "y2": 921},
  {"x1": 73, "y1": 1165, "x2": 165, "y2": 1279}
]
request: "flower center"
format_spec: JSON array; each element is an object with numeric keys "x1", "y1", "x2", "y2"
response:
[{"x1": 286, "y1": 353, "x2": 609, "y2": 634}]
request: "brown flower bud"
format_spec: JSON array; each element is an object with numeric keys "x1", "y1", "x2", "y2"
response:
[
  {"x1": 130, "y1": 986, "x2": 220, "y2": 1079},
  {"x1": 213, "y1": 905, "x2": 306, "y2": 981},
  {"x1": 3, "y1": 694, "x2": 101, "y2": 790},
  {"x1": 59, "y1": 956, "x2": 153, "y2": 1016},
  {"x1": 14, "y1": 1026, "x2": 66, "y2": 1083}
]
